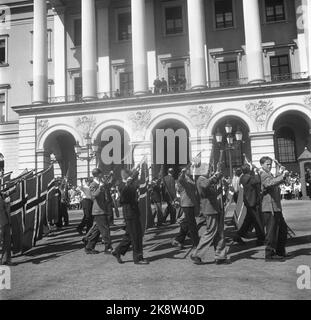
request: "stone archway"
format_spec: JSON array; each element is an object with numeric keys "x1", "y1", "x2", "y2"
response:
[
  {"x1": 273, "y1": 110, "x2": 311, "y2": 173},
  {"x1": 151, "y1": 118, "x2": 190, "y2": 179},
  {"x1": 94, "y1": 125, "x2": 132, "y2": 180},
  {"x1": 211, "y1": 116, "x2": 251, "y2": 177},
  {"x1": 43, "y1": 130, "x2": 77, "y2": 183}
]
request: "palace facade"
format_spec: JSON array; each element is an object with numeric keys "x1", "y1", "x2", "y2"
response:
[{"x1": 0, "y1": 0, "x2": 311, "y2": 183}]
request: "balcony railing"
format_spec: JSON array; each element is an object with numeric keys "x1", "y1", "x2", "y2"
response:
[{"x1": 47, "y1": 72, "x2": 310, "y2": 104}]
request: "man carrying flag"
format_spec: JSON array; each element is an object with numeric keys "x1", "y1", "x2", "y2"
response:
[
  {"x1": 0, "y1": 185, "x2": 16, "y2": 266},
  {"x1": 112, "y1": 166, "x2": 149, "y2": 265}
]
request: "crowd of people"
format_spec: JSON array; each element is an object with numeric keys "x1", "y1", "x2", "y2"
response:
[{"x1": 0, "y1": 155, "x2": 299, "y2": 266}]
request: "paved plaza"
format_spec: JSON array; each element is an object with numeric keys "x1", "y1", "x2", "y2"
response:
[{"x1": 1, "y1": 200, "x2": 311, "y2": 300}]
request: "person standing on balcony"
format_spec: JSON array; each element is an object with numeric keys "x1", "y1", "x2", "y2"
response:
[
  {"x1": 153, "y1": 77, "x2": 162, "y2": 94},
  {"x1": 160, "y1": 77, "x2": 168, "y2": 93}
]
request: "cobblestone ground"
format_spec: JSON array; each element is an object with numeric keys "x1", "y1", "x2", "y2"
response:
[{"x1": 1, "y1": 200, "x2": 311, "y2": 300}]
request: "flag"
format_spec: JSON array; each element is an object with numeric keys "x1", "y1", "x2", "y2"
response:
[
  {"x1": 138, "y1": 162, "x2": 153, "y2": 233},
  {"x1": 10, "y1": 179, "x2": 27, "y2": 254},
  {"x1": 42, "y1": 166, "x2": 58, "y2": 228},
  {"x1": 23, "y1": 171, "x2": 47, "y2": 252},
  {"x1": 0, "y1": 171, "x2": 12, "y2": 190}
]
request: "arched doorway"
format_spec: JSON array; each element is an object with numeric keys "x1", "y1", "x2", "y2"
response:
[
  {"x1": 43, "y1": 130, "x2": 77, "y2": 183},
  {"x1": 95, "y1": 126, "x2": 132, "y2": 180},
  {"x1": 151, "y1": 119, "x2": 190, "y2": 179},
  {"x1": 211, "y1": 117, "x2": 251, "y2": 178},
  {"x1": 273, "y1": 111, "x2": 311, "y2": 173}
]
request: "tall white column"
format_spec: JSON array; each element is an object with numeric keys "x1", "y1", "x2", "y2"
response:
[
  {"x1": 146, "y1": 0, "x2": 157, "y2": 89},
  {"x1": 97, "y1": 5, "x2": 111, "y2": 97},
  {"x1": 187, "y1": 0, "x2": 208, "y2": 89},
  {"x1": 53, "y1": 8, "x2": 67, "y2": 98},
  {"x1": 131, "y1": 0, "x2": 148, "y2": 95},
  {"x1": 242, "y1": 0, "x2": 265, "y2": 83},
  {"x1": 305, "y1": 0, "x2": 311, "y2": 78},
  {"x1": 82, "y1": 0, "x2": 97, "y2": 100},
  {"x1": 33, "y1": 0, "x2": 48, "y2": 104}
]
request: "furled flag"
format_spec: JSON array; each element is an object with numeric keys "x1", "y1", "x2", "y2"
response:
[
  {"x1": 138, "y1": 161, "x2": 153, "y2": 233},
  {"x1": 0, "y1": 171, "x2": 12, "y2": 190}
]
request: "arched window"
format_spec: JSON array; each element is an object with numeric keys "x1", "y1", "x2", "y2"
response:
[{"x1": 276, "y1": 127, "x2": 296, "y2": 163}]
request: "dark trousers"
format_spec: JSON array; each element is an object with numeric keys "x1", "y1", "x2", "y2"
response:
[
  {"x1": 263, "y1": 211, "x2": 287, "y2": 257},
  {"x1": 163, "y1": 202, "x2": 176, "y2": 224},
  {"x1": 114, "y1": 216, "x2": 143, "y2": 263},
  {"x1": 0, "y1": 224, "x2": 11, "y2": 264},
  {"x1": 85, "y1": 215, "x2": 111, "y2": 250},
  {"x1": 175, "y1": 207, "x2": 199, "y2": 247},
  {"x1": 78, "y1": 199, "x2": 93, "y2": 232},
  {"x1": 238, "y1": 206, "x2": 265, "y2": 241},
  {"x1": 57, "y1": 202, "x2": 69, "y2": 227},
  {"x1": 151, "y1": 202, "x2": 164, "y2": 225}
]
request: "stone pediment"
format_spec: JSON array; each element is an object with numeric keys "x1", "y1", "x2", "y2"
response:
[{"x1": 298, "y1": 148, "x2": 311, "y2": 161}]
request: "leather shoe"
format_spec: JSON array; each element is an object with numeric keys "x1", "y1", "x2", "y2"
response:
[
  {"x1": 171, "y1": 239, "x2": 184, "y2": 250},
  {"x1": 112, "y1": 251, "x2": 124, "y2": 264},
  {"x1": 215, "y1": 259, "x2": 231, "y2": 265},
  {"x1": 190, "y1": 255, "x2": 203, "y2": 265},
  {"x1": 134, "y1": 259, "x2": 149, "y2": 265},
  {"x1": 104, "y1": 246, "x2": 113, "y2": 254},
  {"x1": 265, "y1": 255, "x2": 286, "y2": 262},
  {"x1": 85, "y1": 249, "x2": 99, "y2": 255}
]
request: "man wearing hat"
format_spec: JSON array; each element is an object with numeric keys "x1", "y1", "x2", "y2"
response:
[{"x1": 83, "y1": 168, "x2": 113, "y2": 254}]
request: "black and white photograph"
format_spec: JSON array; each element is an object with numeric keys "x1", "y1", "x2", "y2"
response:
[{"x1": 0, "y1": 0, "x2": 311, "y2": 305}]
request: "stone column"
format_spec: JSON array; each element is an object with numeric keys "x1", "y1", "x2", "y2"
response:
[
  {"x1": 33, "y1": 0, "x2": 48, "y2": 104},
  {"x1": 82, "y1": 0, "x2": 97, "y2": 100},
  {"x1": 97, "y1": 2, "x2": 111, "y2": 97},
  {"x1": 146, "y1": 0, "x2": 157, "y2": 90},
  {"x1": 131, "y1": 0, "x2": 148, "y2": 95},
  {"x1": 242, "y1": 0, "x2": 265, "y2": 83},
  {"x1": 53, "y1": 7, "x2": 67, "y2": 98},
  {"x1": 187, "y1": 0, "x2": 208, "y2": 89}
]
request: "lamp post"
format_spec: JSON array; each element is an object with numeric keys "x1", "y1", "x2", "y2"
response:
[
  {"x1": 214, "y1": 123, "x2": 243, "y2": 178},
  {"x1": 74, "y1": 133, "x2": 99, "y2": 178}
]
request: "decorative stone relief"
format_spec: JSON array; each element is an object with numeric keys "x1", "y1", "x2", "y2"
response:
[
  {"x1": 76, "y1": 115, "x2": 97, "y2": 137},
  {"x1": 37, "y1": 119, "x2": 49, "y2": 136},
  {"x1": 304, "y1": 95, "x2": 311, "y2": 107},
  {"x1": 245, "y1": 100, "x2": 274, "y2": 130},
  {"x1": 188, "y1": 105, "x2": 213, "y2": 131},
  {"x1": 128, "y1": 110, "x2": 152, "y2": 140}
]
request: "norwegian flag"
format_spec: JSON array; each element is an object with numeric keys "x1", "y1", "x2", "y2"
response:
[
  {"x1": 10, "y1": 171, "x2": 34, "y2": 254},
  {"x1": 0, "y1": 171, "x2": 12, "y2": 190},
  {"x1": 138, "y1": 161, "x2": 153, "y2": 232},
  {"x1": 22, "y1": 167, "x2": 54, "y2": 252}
]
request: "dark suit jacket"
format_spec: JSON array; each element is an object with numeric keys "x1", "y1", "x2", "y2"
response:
[
  {"x1": 162, "y1": 174, "x2": 176, "y2": 202},
  {"x1": 240, "y1": 173, "x2": 261, "y2": 208},
  {"x1": 260, "y1": 170, "x2": 285, "y2": 212}
]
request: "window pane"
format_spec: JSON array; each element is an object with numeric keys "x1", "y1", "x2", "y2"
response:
[
  {"x1": 74, "y1": 77, "x2": 82, "y2": 96},
  {"x1": 265, "y1": 0, "x2": 285, "y2": 22},
  {"x1": 165, "y1": 6, "x2": 183, "y2": 34},
  {"x1": 277, "y1": 127, "x2": 296, "y2": 163},
  {"x1": 0, "y1": 94, "x2": 5, "y2": 123},
  {"x1": 0, "y1": 39, "x2": 5, "y2": 63},
  {"x1": 74, "y1": 19, "x2": 81, "y2": 46},
  {"x1": 118, "y1": 12, "x2": 132, "y2": 40},
  {"x1": 279, "y1": 56, "x2": 288, "y2": 65}
]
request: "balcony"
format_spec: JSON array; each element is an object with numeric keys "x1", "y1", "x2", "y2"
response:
[{"x1": 47, "y1": 72, "x2": 310, "y2": 105}]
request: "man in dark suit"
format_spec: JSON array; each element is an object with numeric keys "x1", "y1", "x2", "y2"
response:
[
  {"x1": 172, "y1": 167, "x2": 199, "y2": 249},
  {"x1": 162, "y1": 168, "x2": 177, "y2": 224},
  {"x1": 83, "y1": 168, "x2": 113, "y2": 254},
  {"x1": 259, "y1": 156, "x2": 289, "y2": 262},
  {"x1": 237, "y1": 164, "x2": 265, "y2": 245},
  {"x1": 0, "y1": 186, "x2": 16, "y2": 266},
  {"x1": 112, "y1": 168, "x2": 149, "y2": 265}
]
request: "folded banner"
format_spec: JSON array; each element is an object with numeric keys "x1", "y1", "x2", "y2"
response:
[
  {"x1": 138, "y1": 162, "x2": 153, "y2": 233},
  {"x1": 0, "y1": 171, "x2": 13, "y2": 190},
  {"x1": 234, "y1": 185, "x2": 247, "y2": 231}
]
